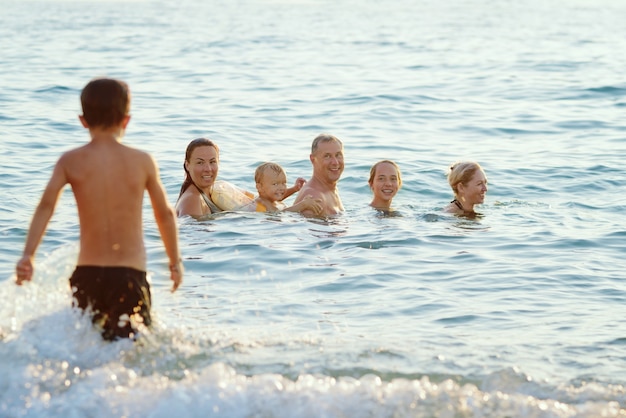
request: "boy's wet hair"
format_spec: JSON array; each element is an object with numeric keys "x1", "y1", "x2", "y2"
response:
[
  {"x1": 255, "y1": 162, "x2": 285, "y2": 184},
  {"x1": 80, "y1": 78, "x2": 130, "y2": 128}
]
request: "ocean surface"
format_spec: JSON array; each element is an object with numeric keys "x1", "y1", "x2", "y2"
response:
[{"x1": 1, "y1": 0, "x2": 626, "y2": 416}]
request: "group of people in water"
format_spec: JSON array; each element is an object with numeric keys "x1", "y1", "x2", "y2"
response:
[
  {"x1": 14, "y1": 77, "x2": 489, "y2": 342},
  {"x1": 175, "y1": 134, "x2": 489, "y2": 219}
]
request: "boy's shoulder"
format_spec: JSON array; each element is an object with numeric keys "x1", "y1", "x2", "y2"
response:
[
  {"x1": 57, "y1": 143, "x2": 92, "y2": 164},
  {"x1": 118, "y1": 143, "x2": 153, "y2": 161},
  {"x1": 59, "y1": 142, "x2": 155, "y2": 175},
  {"x1": 64, "y1": 141, "x2": 152, "y2": 159}
]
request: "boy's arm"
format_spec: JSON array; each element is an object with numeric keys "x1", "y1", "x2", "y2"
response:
[
  {"x1": 146, "y1": 156, "x2": 183, "y2": 292},
  {"x1": 16, "y1": 161, "x2": 68, "y2": 285},
  {"x1": 283, "y1": 177, "x2": 306, "y2": 200}
]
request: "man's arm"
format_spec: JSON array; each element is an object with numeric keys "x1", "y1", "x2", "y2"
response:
[
  {"x1": 293, "y1": 185, "x2": 326, "y2": 218},
  {"x1": 146, "y1": 156, "x2": 183, "y2": 292},
  {"x1": 16, "y1": 160, "x2": 68, "y2": 285},
  {"x1": 285, "y1": 195, "x2": 322, "y2": 215}
]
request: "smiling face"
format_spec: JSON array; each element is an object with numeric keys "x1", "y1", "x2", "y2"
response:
[
  {"x1": 458, "y1": 169, "x2": 488, "y2": 206},
  {"x1": 369, "y1": 161, "x2": 401, "y2": 209},
  {"x1": 311, "y1": 139, "x2": 344, "y2": 184},
  {"x1": 256, "y1": 167, "x2": 288, "y2": 203},
  {"x1": 185, "y1": 145, "x2": 219, "y2": 190}
]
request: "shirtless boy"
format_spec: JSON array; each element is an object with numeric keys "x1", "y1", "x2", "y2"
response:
[
  {"x1": 15, "y1": 78, "x2": 183, "y2": 341},
  {"x1": 293, "y1": 133, "x2": 345, "y2": 217}
]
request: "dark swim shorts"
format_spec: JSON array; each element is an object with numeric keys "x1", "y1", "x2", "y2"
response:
[{"x1": 69, "y1": 266, "x2": 152, "y2": 341}]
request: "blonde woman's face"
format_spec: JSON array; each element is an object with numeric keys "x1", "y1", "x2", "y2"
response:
[{"x1": 460, "y1": 170, "x2": 488, "y2": 205}]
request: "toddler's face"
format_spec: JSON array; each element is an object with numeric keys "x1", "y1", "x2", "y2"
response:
[{"x1": 257, "y1": 169, "x2": 287, "y2": 202}]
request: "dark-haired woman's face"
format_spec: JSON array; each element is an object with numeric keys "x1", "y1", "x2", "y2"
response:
[{"x1": 185, "y1": 146, "x2": 219, "y2": 189}]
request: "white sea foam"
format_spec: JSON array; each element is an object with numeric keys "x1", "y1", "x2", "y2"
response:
[{"x1": 2, "y1": 247, "x2": 625, "y2": 417}]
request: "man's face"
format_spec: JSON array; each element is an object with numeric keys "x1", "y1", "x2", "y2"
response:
[{"x1": 311, "y1": 140, "x2": 344, "y2": 183}]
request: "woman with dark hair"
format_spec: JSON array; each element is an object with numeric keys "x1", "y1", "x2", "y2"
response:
[
  {"x1": 176, "y1": 138, "x2": 222, "y2": 218},
  {"x1": 444, "y1": 161, "x2": 488, "y2": 216}
]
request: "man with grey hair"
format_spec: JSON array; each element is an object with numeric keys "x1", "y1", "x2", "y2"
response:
[{"x1": 294, "y1": 133, "x2": 345, "y2": 217}]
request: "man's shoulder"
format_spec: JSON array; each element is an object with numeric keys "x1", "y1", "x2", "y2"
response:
[
  {"x1": 304, "y1": 178, "x2": 338, "y2": 196},
  {"x1": 297, "y1": 182, "x2": 324, "y2": 199},
  {"x1": 296, "y1": 185, "x2": 334, "y2": 210}
]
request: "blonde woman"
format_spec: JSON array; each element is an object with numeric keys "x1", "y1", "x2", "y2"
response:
[{"x1": 445, "y1": 162, "x2": 488, "y2": 216}]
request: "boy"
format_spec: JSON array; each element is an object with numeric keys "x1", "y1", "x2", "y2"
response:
[
  {"x1": 15, "y1": 78, "x2": 183, "y2": 341},
  {"x1": 246, "y1": 162, "x2": 322, "y2": 215}
]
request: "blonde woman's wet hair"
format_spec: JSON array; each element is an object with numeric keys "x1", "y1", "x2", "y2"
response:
[
  {"x1": 368, "y1": 160, "x2": 402, "y2": 188},
  {"x1": 447, "y1": 161, "x2": 484, "y2": 196}
]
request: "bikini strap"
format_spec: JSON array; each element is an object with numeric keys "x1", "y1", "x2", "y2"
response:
[
  {"x1": 193, "y1": 183, "x2": 221, "y2": 213},
  {"x1": 452, "y1": 199, "x2": 464, "y2": 211}
]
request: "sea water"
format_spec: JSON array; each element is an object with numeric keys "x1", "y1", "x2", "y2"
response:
[{"x1": 1, "y1": 0, "x2": 626, "y2": 416}]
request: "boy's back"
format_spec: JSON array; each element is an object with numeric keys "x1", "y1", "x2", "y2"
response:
[{"x1": 65, "y1": 139, "x2": 157, "y2": 270}]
